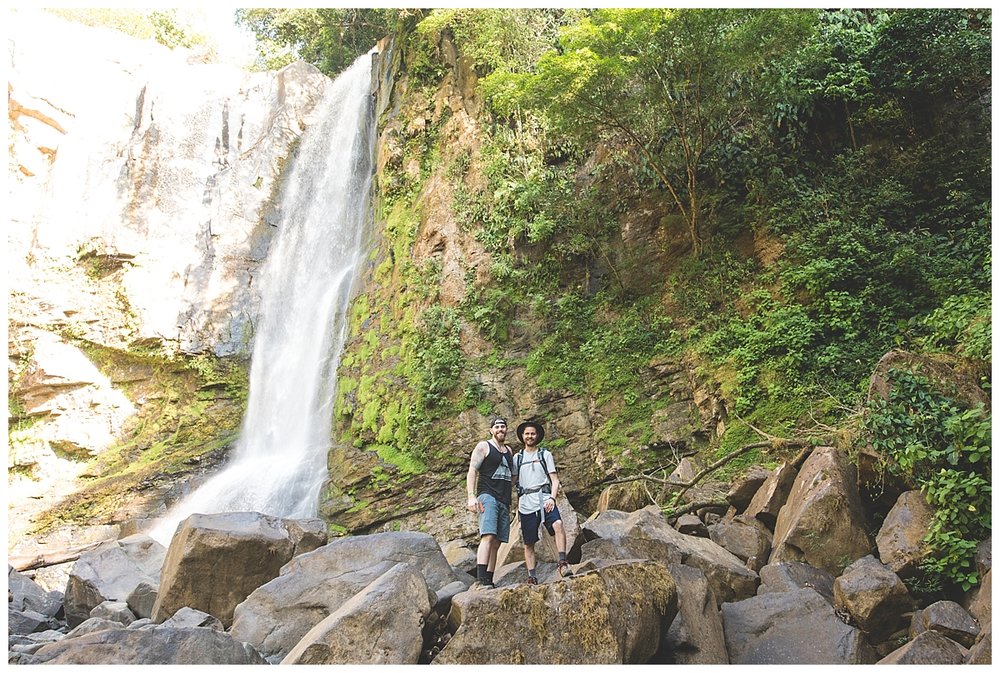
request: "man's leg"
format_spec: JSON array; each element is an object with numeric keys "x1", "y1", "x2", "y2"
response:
[
  {"x1": 476, "y1": 534, "x2": 496, "y2": 584},
  {"x1": 485, "y1": 536, "x2": 501, "y2": 573},
  {"x1": 552, "y1": 519, "x2": 567, "y2": 554},
  {"x1": 547, "y1": 511, "x2": 572, "y2": 577},
  {"x1": 524, "y1": 541, "x2": 537, "y2": 572}
]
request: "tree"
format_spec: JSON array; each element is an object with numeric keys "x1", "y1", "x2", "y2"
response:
[
  {"x1": 235, "y1": 8, "x2": 411, "y2": 76},
  {"x1": 491, "y1": 8, "x2": 814, "y2": 255}
]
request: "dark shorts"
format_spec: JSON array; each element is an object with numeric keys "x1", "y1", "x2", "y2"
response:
[
  {"x1": 519, "y1": 505, "x2": 562, "y2": 545},
  {"x1": 478, "y1": 493, "x2": 510, "y2": 543}
]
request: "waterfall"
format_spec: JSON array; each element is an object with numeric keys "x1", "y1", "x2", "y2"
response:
[{"x1": 150, "y1": 52, "x2": 376, "y2": 544}]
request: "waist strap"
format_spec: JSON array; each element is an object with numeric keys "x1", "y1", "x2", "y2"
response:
[{"x1": 521, "y1": 485, "x2": 551, "y2": 495}]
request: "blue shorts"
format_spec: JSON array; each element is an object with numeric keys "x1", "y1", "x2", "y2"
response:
[
  {"x1": 519, "y1": 505, "x2": 562, "y2": 545},
  {"x1": 478, "y1": 493, "x2": 510, "y2": 543}
]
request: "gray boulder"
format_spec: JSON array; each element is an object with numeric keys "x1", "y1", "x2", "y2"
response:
[
  {"x1": 833, "y1": 555, "x2": 913, "y2": 643},
  {"x1": 89, "y1": 599, "x2": 135, "y2": 625},
  {"x1": 967, "y1": 568, "x2": 992, "y2": 633},
  {"x1": 160, "y1": 606, "x2": 223, "y2": 631},
  {"x1": 65, "y1": 617, "x2": 126, "y2": 639},
  {"x1": 656, "y1": 563, "x2": 728, "y2": 664},
  {"x1": 877, "y1": 629, "x2": 967, "y2": 664},
  {"x1": 125, "y1": 580, "x2": 158, "y2": 619},
  {"x1": 910, "y1": 600, "x2": 980, "y2": 648},
  {"x1": 675, "y1": 514, "x2": 708, "y2": 537},
  {"x1": 875, "y1": 490, "x2": 934, "y2": 576},
  {"x1": 435, "y1": 560, "x2": 678, "y2": 664},
  {"x1": 757, "y1": 561, "x2": 836, "y2": 604},
  {"x1": 440, "y1": 539, "x2": 477, "y2": 576},
  {"x1": 771, "y1": 447, "x2": 872, "y2": 575},
  {"x1": 708, "y1": 514, "x2": 772, "y2": 572},
  {"x1": 152, "y1": 511, "x2": 325, "y2": 627},
  {"x1": 744, "y1": 462, "x2": 797, "y2": 529},
  {"x1": 580, "y1": 506, "x2": 757, "y2": 606},
  {"x1": 64, "y1": 534, "x2": 165, "y2": 627},
  {"x1": 29, "y1": 627, "x2": 267, "y2": 665},
  {"x1": 966, "y1": 628, "x2": 990, "y2": 664},
  {"x1": 8, "y1": 566, "x2": 63, "y2": 618},
  {"x1": 230, "y1": 530, "x2": 466, "y2": 663},
  {"x1": 722, "y1": 587, "x2": 877, "y2": 664},
  {"x1": 726, "y1": 466, "x2": 770, "y2": 513},
  {"x1": 8, "y1": 608, "x2": 50, "y2": 635},
  {"x1": 282, "y1": 562, "x2": 432, "y2": 664}
]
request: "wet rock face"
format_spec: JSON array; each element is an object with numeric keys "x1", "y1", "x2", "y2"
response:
[{"x1": 10, "y1": 11, "x2": 331, "y2": 358}]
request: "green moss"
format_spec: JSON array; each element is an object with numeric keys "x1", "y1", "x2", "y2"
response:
[{"x1": 26, "y1": 339, "x2": 247, "y2": 535}]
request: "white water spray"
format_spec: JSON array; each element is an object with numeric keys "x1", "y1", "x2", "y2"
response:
[{"x1": 150, "y1": 53, "x2": 376, "y2": 544}]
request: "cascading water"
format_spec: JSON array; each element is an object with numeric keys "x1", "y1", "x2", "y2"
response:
[{"x1": 150, "y1": 52, "x2": 376, "y2": 544}]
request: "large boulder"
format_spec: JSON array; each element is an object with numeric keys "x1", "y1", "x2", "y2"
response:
[
  {"x1": 440, "y1": 539, "x2": 477, "y2": 576},
  {"x1": 151, "y1": 512, "x2": 326, "y2": 627},
  {"x1": 875, "y1": 490, "x2": 934, "y2": 576},
  {"x1": 29, "y1": 626, "x2": 267, "y2": 665},
  {"x1": 708, "y1": 514, "x2": 772, "y2": 572},
  {"x1": 771, "y1": 447, "x2": 872, "y2": 575},
  {"x1": 64, "y1": 534, "x2": 166, "y2": 627},
  {"x1": 757, "y1": 561, "x2": 836, "y2": 605},
  {"x1": 656, "y1": 563, "x2": 728, "y2": 664},
  {"x1": 833, "y1": 555, "x2": 913, "y2": 643},
  {"x1": 8, "y1": 566, "x2": 63, "y2": 618},
  {"x1": 910, "y1": 600, "x2": 980, "y2": 648},
  {"x1": 744, "y1": 462, "x2": 797, "y2": 529},
  {"x1": 282, "y1": 562, "x2": 432, "y2": 664},
  {"x1": 722, "y1": 587, "x2": 877, "y2": 664},
  {"x1": 966, "y1": 628, "x2": 991, "y2": 664},
  {"x1": 725, "y1": 466, "x2": 769, "y2": 513},
  {"x1": 434, "y1": 560, "x2": 678, "y2": 664},
  {"x1": 876, "y1": 629, "x2": 968, "y2": 665},
  {"x1": 230, "y1": 531, "x2": 466, "y2": 663},
  {"x1": 968, "y1": 568, "x2": 992, "y2": 633},
  {"x1": 579, "y1": 506, "x2": 757, "y2": 606}
]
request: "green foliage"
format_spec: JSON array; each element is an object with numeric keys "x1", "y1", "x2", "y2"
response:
[
  {"x1": 915, "y1": 290, "x2": 991, "y2": 361},
  {"x1": 414, "y1": 306, "x2": 464, "y2": 410},
  {"x1": 861, "y1": 369, "x2": 991, "y2": 590},
  {"x1": 489, "y1": 8, "x2": 815, "y2": 252},
  {"x1": 48, "y1": 8, "x2": 206, "y2": 51},
  {"x1": 236, "y1": 8, "x2": 406, "y2": 76},
  {"x1": 417, "y1": 9, "x2": 574, "y2": 75}
]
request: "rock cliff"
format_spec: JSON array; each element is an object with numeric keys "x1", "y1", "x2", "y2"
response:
[{"x1": 7, "y1": 9, "x2": 334, "y2": 547}]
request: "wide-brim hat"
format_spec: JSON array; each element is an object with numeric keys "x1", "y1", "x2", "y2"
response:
[{"x1": 516, "y1": 420, "x2": 544, "y2": 445}]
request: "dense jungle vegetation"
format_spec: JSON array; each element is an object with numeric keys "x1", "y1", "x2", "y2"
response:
[{"x1": 236, "y1": 9, "x2": 990, "y2": 592}]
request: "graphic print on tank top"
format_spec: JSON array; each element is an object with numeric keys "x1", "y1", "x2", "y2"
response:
[{"x1": 491, "y1": 457, "x2": 512, "y2": 481}]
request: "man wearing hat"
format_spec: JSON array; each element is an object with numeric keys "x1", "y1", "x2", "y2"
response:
[
  {"x1": 513, "y1": 419, "x2": 572, "y2": 583},
  {"x1": 466, "y1": 417, "x2": 514, "y2": 588}
]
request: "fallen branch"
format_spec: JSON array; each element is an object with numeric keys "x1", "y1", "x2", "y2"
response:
[
  {"x1": 664, "y1": 499, "x2": 730, "y2": 518},
  {"x1": 607, "y1": 436, "x2": 814, "y2": 512}
]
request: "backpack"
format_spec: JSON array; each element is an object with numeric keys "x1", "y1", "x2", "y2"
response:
[{"x1": 514, "y1": 447, "x2": 552, "y2": 497}]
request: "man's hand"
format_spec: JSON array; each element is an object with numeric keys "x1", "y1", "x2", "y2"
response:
[
  {"x1": 544, "y1": 496, "x2": 555, "y2": 513},
  {"x1": 467, "y1": 495, "x2": 484, "y2": 513}
]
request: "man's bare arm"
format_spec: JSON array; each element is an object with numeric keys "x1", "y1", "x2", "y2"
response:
[{"x1": 466, "y1": 441, "x2": 489, "y2": 512}]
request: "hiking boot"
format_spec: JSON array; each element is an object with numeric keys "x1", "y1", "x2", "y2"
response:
[
  {"x1": 557, "y1": 560, "x2": 573, "y2": 578},
  {"x1": 526, "y1": 576, "x2": 539, "y2": 585}
]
